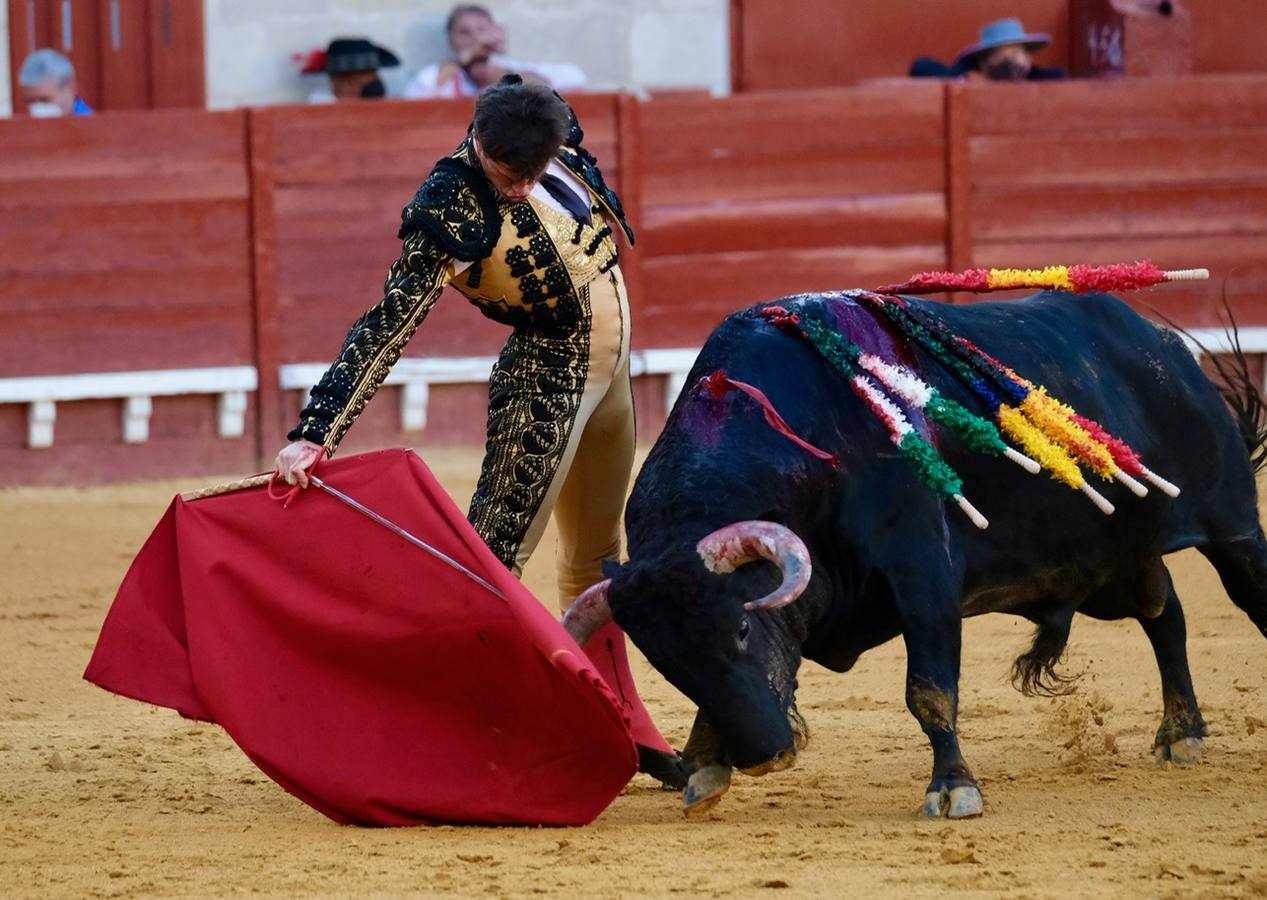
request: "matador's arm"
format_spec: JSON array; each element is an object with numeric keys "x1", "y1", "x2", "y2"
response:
[
  {"x1": 288, "y1": 230, "x2": 455, "y2": 453},
  {"x1": 287, "y1": 152, "x2": 503, "y2": 454}
]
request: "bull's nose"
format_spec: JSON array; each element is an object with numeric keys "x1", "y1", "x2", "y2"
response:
[{"x1": 737, "y1": 747, "x2": 797, "y2": 777}]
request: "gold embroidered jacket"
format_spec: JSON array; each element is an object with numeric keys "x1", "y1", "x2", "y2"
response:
[{"x1": 289, "y1": 111, "x2": 634, "y2": 452}]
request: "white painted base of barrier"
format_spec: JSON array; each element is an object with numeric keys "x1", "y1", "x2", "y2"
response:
[
  {"x1": 279, "y1": 347, "x2": 704, "y2": 432},
  {"x1": 4, "y1": 326, "x2": 1262, "y2": 454},
  {"x1": 0, "y1": 367, "x2": 257, "y2": 449},
  {"x1": 1179, "y1": 327, "x2": 1267, "y2": 394}
]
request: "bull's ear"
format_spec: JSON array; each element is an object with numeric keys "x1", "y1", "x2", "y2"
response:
[{"x1": 601, "y1": 558, "x2": 623, "y2": 579}]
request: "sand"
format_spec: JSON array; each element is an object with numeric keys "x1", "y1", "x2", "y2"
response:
[{"x1": 3, "y1": 448, "x2": 1266, "y2": 899}]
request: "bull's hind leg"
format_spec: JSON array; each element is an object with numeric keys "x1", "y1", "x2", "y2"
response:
[
  {"x1": 1200, "y1": 531, "x2": 1267, "y2": 640},
  {"x1": 1139, "y1": 587, "x2": 1207, "y2": 764},
  {"x1": 1082, "y1": 559, "x2": 1207, "y2": 765}
]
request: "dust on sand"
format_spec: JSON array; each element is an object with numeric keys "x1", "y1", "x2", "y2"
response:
[{"x1": 3, "y1": 449, "x2": 1266, "y2": 898}]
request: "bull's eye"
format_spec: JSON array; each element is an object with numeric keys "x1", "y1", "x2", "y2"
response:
[{"x1": 737, "y1": 616, "x2": 751, "y2": 644}]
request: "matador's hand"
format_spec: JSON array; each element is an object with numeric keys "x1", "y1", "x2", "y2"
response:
[{"x1": 274, "y1": 439, "x2": 323, "y2": 489}]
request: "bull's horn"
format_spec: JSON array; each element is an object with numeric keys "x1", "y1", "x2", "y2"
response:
[
  {"x1": 561, "y1": 579, "x2": 614, "y2": 646},
  {"x1": 696, "y1": 521, "x2": 812, "y2": 612}
]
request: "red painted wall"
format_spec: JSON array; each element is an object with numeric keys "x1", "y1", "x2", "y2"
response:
[{"x1": 731, "y1": 0, "x2": 1267, "y2": 90}]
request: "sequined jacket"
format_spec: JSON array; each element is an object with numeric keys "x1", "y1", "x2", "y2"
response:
[{"x1": 288, "y1": 110, "x2": 634, "y2": 452}]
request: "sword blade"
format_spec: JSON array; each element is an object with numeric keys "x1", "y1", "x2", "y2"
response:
[{"x1": 309, "y1": 474, "x2": 505, "y2": 600}]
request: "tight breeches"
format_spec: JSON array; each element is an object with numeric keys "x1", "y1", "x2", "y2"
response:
[{"x1": 467, "y1": 267, "x2": 634, "y2": 610}]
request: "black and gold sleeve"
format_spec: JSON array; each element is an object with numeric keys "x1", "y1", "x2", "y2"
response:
[{"x1": 287, "y1": 230, "x2": 454, "y2": 452}]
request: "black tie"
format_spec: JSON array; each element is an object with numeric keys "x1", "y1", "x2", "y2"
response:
[{"x1": 540, "y1": 172, "x2": 593, "y2": 226}]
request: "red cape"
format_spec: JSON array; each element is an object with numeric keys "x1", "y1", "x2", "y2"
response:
[{"x1": 84, "y1": 449, "x2": 638, "y2": 826}]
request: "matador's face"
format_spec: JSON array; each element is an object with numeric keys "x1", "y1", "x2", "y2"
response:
[{"x1": 473, "y1": 139, "x2": 547, "y2": 202}]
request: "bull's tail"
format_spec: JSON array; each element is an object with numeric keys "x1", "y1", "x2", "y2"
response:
[
  {"x1": 1155, "y1": 295, "x2": 1267, "y2": 473},
  {"x1": 1010, "y1": 610, "x2": 1079, "y2": 697},
  {"x1": 1204, "y1": 333, "x2": 1267, "y2": 475}
]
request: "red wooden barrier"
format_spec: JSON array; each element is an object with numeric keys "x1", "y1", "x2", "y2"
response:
[
  {"x1": 4, "y1": 77, "x2": 1267, "y2": 485},
  {"x1": 0, "y1": 109, "x2": 256, "y2": 484},
  {"x1": 948, "y1": 75, "x2": 1267, "y2": 324},
  {"x1": 633, "y1": 83, "x2": 948, "y2": 347}
]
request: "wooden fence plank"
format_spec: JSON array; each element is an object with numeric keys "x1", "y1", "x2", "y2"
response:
[
  {"x1": 961, "y1": 75, "x2": 1267, "y2": 135},
  {"x1": 971, "y1": 184, "x2": 1267, "y2": 241},
  {"x1": 968, "y1": 131, "x2": 1267, "y2": 189},
  {"x1": 640, "y1": 193, "x2": 945, "y2": 257},
  {"x1": 249, "y1": 107, "x2": 283, "y2": 461}
]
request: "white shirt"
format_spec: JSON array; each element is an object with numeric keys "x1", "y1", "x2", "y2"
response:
[{"x1": 403, "y1": 57, "x2": 587, "y2": 99}]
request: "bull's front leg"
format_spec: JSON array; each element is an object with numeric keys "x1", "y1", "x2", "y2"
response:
[
  {"x1": 895, "y1": 579, "x2": 983, "y2": 820},
  {"x1": 680, "y1": 710, "x2": 732, "y2": 817}
]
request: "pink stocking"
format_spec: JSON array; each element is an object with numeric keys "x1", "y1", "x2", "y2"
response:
[{"x1": 583, "y1": 621, "x2": 674, "y2": 753}]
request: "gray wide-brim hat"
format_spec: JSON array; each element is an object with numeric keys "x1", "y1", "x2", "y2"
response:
[{"x1": 954, "y1": 18, "x2": 1051, "y2": 69}]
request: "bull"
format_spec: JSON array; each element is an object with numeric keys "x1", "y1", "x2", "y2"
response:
[{"x1": 563, "y1": 290, "x2": 1267, "y2": 818}]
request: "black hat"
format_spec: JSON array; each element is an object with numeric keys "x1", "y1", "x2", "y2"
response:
[{"x1": 321, "y1": 38, "x2": 400, "y2": 75}]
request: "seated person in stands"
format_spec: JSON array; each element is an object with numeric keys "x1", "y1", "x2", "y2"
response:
[
  {"x1": 404, "y1": 4, "x2": 586, "y2": 98},
  {"x1": 303, "y1": 37, "x2": 401, "y2": 102},
  {"x1": 19, "y1": 49, "x2": 94, "y2": 116},
  {"x1": 910, "y1": 18, "x2": 1066, "y2": 81}
]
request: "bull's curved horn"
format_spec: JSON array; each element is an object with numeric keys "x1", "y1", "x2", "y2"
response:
[
  {"x1": 696, "y1": 521, "x2": 812, "y2": 612},
  {"x1": 561, "y1": 579, "x2": 614, "y2": 646}
]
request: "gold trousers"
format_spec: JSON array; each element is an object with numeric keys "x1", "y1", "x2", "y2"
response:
[{"x1": 468, "y1": 267, "x2": 634, "y2": 609}]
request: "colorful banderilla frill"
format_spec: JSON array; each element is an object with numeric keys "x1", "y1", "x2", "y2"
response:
[
  {"x1": 758, "y1": 304, "x2": 1035, "y2": 529},
  {"x1": 850, "y1": 290, "x2": 1181, "y2": 512},
  {"x1": 876, "y1": 260, "x2": 1210, "y2": 297}
]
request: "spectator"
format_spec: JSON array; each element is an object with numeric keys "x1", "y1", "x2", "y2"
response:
[
  {"x1": 19, "y1": 49, "x2": 94, "y2": 116},
  {"x1": 953, "y1": 18, "x2": 1066, "y2": 81},
  {"x1": 403, "y1": 4, "x2": 586, "y2": 99},
  {"x1": 908, "y1": 56, "x2": 964, "y2": 78},
  {"x1": 302, "y1": 37, "x2": 401, "y2": 102}
]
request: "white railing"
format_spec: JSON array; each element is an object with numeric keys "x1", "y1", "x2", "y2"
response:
[
  {"x1": 279, "y1": 347, "x2": 703, "y2": 431},
  {"x1": 1179, "y1": 327, "x2": 1267, "y2": 393},
  {"x1": 7, "y1": 328, "x2": 1261, "y2": 451},
  {"x1": 0, "y1": 367, "x2": 257, "y2": 448}
]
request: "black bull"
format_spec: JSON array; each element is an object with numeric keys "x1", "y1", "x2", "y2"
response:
[{"x1": 565, "y1": 290, "x2": 1267, "y2": 818}]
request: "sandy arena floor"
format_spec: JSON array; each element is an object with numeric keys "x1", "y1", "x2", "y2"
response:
[{"x1": 2, "y1": 448, "x2": 1266, "y2": 899}]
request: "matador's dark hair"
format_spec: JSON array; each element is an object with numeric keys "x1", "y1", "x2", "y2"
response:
[{"x1": 472, "y1": 77, "x2": 569, "y2": 180}]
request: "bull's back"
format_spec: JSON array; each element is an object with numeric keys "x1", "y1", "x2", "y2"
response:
[{"x1": 922, "y1": 291, "x2": 1256, "y2": 555}]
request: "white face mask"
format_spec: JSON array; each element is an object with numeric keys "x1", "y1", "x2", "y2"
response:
[{"x1": 28, "y1": 102, "x2": 64, "y2": 118}]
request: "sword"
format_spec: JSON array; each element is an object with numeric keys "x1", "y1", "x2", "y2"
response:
[{"x1": 309, "y1": 474, "x2": 506, "y2": 600}]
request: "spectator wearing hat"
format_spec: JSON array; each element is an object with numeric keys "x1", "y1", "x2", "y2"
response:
[
  {"x1": 954, "y1": 18, "x2": 1066, "y2": 81},
  {"x1": 404, "y1": 4, "x2": 586, "y2": 99},
  {"x1": 303, "y1": 37, "x2": 401, "y2": 102},
  {"x1": 18, "y1": 49, "x2": 93, "y2": 116}
]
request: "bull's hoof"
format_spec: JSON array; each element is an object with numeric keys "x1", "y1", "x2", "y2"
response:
[
  {"x1": 637, "y1": 745, "x2": 690, "y2": 790},
  {"x1": 737, "y1": 748, "x2": 797, "y2": 777},
  {"x1": 682, "y1": 764, "x2": 732, "y2": 818},
  {"x1": 1154, "y1": 736, "x2": 1204, "y2": 767},
  {"x1": 923, "y1": 785, "x2": 984, "y2": 820}
]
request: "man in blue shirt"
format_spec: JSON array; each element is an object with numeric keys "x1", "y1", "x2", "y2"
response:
[{"x1": 19, "y1": 49, "x2": 95, "y2": 117}]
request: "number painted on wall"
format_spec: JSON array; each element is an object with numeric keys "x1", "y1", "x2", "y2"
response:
[{"x1": 1088, "y1": 23, "x2": 1124, "y2": 69}]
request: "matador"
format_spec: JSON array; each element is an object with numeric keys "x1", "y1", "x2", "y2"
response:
[{"x1": 274, "y1": 76, "x2": 683, "y2": 787}]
